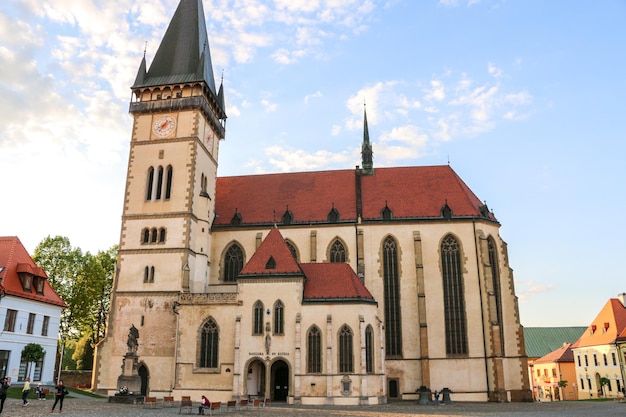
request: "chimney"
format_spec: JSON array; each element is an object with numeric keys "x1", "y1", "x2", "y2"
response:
[{"x1": 618, "y1": 293, "x2": 626, "y2": 307}]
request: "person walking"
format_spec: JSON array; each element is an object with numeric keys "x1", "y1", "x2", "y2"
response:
[
  {"x1": 50, "y1": 380, "x2": 68, "y2": 413},
  {"x1": 0, "y1": 377, "x2": 11, "y2": 414},
  {"x1": 22, "y1": 377, "x2": 30, "y2": 406}
]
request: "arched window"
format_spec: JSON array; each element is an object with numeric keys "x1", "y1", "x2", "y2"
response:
[
  {"x1": 223, "y1": 243, "x2": 244, "y2": 282},
  {"x1": 281, "y1": 209, "x2": 293, "y2": 225},
  {"x1": 327, "y1": 207, "x2": 339, "y2": 223},
  {"x1": 365, "y1": 325, "x2": 374, "y2": 373},
  {"x1": 383, "y1": 237, "x2": 402, "y2": 357},
  {"x1": 488, "y1": 237, "x2": 504, "y2": 354},
  {"x1": 307, "y1": 326, "x2": 322, "y2": 373},
  {"x1": 273, "y1": 300, "x2": 284, "y2": 335},
  {"x1": 165, "y1": 165, "x2": 173, "y2": 199},
  {"x1": 156, "y1": 166, "x2": 164, "y2": 200},
  {"x1": 142, "y1": 228, "x2": 150, "y2": 244},
  {"x1": 441, "y1": 234, "x2": 468, "y2": 355},
  {"x1": 199, "y1": 318, "x2": 219, "y2": 368},
  {"x1": 253, "y1": 301, "x2": 264, "y2": 335},
  {"x1": 149, "y1": 266, "x2": 155, "y2": 283},
  {"x1": 338, "y1": 325, "x2": 353, "y2": 373},
  {"x1": 146, "y1": 167, "x2": 155, "y2": 200},
  {"x1": 285, "y1": 241, "x2": 298, "y2": 261},
  {"x1": 144, "y1": 266, "x2": 149, "y2": 283},
  {"x1": 159, "y1": 228, "x2": 166, "y2": 243},
  {"x1": 150, "y1": 228, "x2": 158, "y2": 243},
  {"x1": 329, "y1": 239, "x2": 346, "y2": 263}
]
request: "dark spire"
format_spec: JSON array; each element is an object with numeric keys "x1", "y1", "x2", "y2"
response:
[
  {"x1": 361, "y1": 104, "x2": 374, "y2": 175},
  {"x1": 217, "y1": 70, "x2": 225, "y2": 111},
  {"x1": 132, "y1": 0, "x2": 217, "y2": 94}
]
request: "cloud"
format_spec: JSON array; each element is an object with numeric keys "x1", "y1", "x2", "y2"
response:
[
  {"x1": 304, "y1": 91, "x2": 323, "y2": 103},
  {"x1": 515, "y1": 280, "x2": 557, "y2": 302},
  {"x1": 264, "y1": 145, "x2": 352, "y2": 172}
]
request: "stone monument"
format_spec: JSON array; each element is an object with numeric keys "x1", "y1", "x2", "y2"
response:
[{"x1": 109, "y1": 325, "x2": 143, "y2": 404}]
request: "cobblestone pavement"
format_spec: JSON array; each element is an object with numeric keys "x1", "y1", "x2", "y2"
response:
[{"x1": 1, "y1": 397, "x2": 624, "y2": 417}]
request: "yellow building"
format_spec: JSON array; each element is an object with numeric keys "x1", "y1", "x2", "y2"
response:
[
  {"x1": 93, "y1": 0, "x2": 531, "y2": 404},
  {"x1": 530, "y1": 343, "x2": 578, "y2": 401}
]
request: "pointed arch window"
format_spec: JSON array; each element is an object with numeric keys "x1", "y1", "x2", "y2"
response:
[
  {"x1": 223, "y1": 243, "x2": 244, "y2": 282},
  {"x1": 281, "y1": 208, "x2": 293, "y2": 225},
  {"x1": 441, "y1": 234, "x2": 468, "y2": 355},
  {"x1": 199, "y1": 318, "x2": 219, "y2": 368},
  {"x1": 159, "y1": 228, "x2": 166, "y2": 243},
  {"x1": 150, "y1": 228, "x2": 158, "y2": 243},
  {"x1": 165, "y1": 165, "x2": 173, "y2": 199},
  {"x1": 330, "y1": 239, "x2": 346, "y2": 263},
  {"x1": 146, "y1": 167, "x2": 155, "y2": 200},
  {"x1": 382, "y1": 203, "x2": 392, "y2": 220},
  {"x1": 338, "y1": 325, "x2": 354, "y2": 373},
  {"x1": 142, "y1": 228, "x2": 150, "y2": 244},
  {"x1": 273, "y1": 300, "x2": 284, "y2": 335},
  {"x1": 156, "y1": 166, "x2": 164, "y2": 200},
  {"x1": 327, "y1": 207, "x2": 340, "y2": 223},
  {"x1": 253, "y1": 301, "x2": 264, "y2": 335},
  {"x1": 285, "y1": 241, "x2": 298, "y2": 261},
  {"x1": 488, "y1": 237, "x2": 504, "y2": 354},
  {"x1": 307, "y1": 326, "x2": 322, "y2": 373},
  {"x1": 365, "y1": 325, "x2": 374, "y2": 373},
  {"x1": 383, "y1": 237, "x2": 402, "y2": 357},
  {"x1": 231, "y1": 209, "x2": 242, "y2": 225}
]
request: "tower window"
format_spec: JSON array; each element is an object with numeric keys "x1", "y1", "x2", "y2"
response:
[
  {"x1": 383, "y1": 236, "x2": 402, "y2": 357},
  {"x1": 223, "y1": 243, "x2": 244, "y2": 282},
  {"x1": 442, "y1": 234, "x2": 468, "y2": 355},
  {"x1": 273, "y1": 300, "x2": 284, "y2": 335},
  {"x1": 165, "y1": 165, "x2": 173, "y2": 199}
]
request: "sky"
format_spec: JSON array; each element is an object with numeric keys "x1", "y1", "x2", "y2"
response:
[{"x1": 1, "y1": 0, "x2": 625, "y2": 328}]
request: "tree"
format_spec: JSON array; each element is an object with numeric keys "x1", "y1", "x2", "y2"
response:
[
  {"x1": 33, "y1": 236, "x2": 116, "y2": 370},
  {"x1": 600, "y1": 377, "x2": 610, "y2": 397},
  {"x1": 557, "y1": 380, "x2": 568, "y2": 401},
  {"x1": 21, "y1": 343, "x2": 45, "y2": 380}
]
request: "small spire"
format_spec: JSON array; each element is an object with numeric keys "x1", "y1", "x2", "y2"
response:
[
  {"x1": 143, "y1": 41, "x2": 147, "y2": 58},
  {"x1": 361, "y1": 103, "x2": 374, "y2": 175}
]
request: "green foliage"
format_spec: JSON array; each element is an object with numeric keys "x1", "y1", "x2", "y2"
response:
[
  {"x1": 21, "y1": 343, "x2": 46, "y2": 379},
  {"x1": 599, "y1": 377, "x2": 610, "y2": 387},
  {"x1": 33, "y1": 235, "x2": 117, "y2": 369},
  {"x1": 558, "y1": 380, "x2": 568, "y2": 388},
  {"x1": 72, "y1": 333, "x2": 95, "y2": 370}
]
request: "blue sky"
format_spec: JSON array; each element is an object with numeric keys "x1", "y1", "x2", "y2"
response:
[{"x1": 1, "y1": 0, "x2": 624, "y2": 327}]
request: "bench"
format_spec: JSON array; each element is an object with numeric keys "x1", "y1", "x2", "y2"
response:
[
  {"x1": 208, "y1": 401, "x2": 221, "y2": 415},
  {"x1": 179, "y1": 396, "x2": 193, "y2": 414},
  {"x1": 226, "y1": 400, "x2": 236, "y2": 412},
  {"x1": 144, "y1": 396, "x2": 158, "y2": 408},
  {"x1": 163, "y1": 396, "x2": 175, "y2": 407},
  {"x1": 263, "y1": 398, "x2": 271, "y2": 407},
  {"x1": 251, "y1": 399, "x2": 261, "y2": 408},
  {"x1": 238, "y1": 399, "x2": 248, "y2": 409}
]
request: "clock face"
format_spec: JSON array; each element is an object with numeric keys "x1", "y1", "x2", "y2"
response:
[{"x1": 152, "y1": 115, "x2": 176, "y2": 137}]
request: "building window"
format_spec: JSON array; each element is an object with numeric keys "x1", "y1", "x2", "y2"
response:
[
  {"x1": 150, "y1": 228, "x2": 158, "y2": 243},
  {"x1": 612, "y1": 352, "x2": 617, "y2": 366},
  {"x1": 156, "y1": 166, "x2": 164, "y2": 200},
  {"x1": 307, "y1": 326, "x2": 322, "y2": 373},
  {"x1": 19, "y1": 272, "x2": 33, "y2": 291},
  {"x1": 223, "y1": 243, "x2": 244, "y2": 282},
  {"x1": 584, "y1": 354, "x2": 588, "y2": 366},
  {"x1": 577, "y1": 355, "x2": 581, "y2": 367},
  {"x1": 159, "y1": 228, "x2": 166, "y2": 243},
  {"x1": 580, "y1": 378, "x2": 584, "y2": 390},
  {"x1": 382, "y1": 236, "x2": 402, "y2": 358},
  {"x1": 146, "y1": 167, "x2": 155, "y2": 200},
  {"x1": 3, "y1": 309, "x2": 17, "y2": 332},
  {"x1": 593, "y1": 354, "x2": 598, "y2": 366},
  {"x1": 142, "y1": 228, "x2": 150, "y2": 243},
  {"x1": 33, "y1": 356, "x2": 44, "y2": 381},
  {"x1": 603, "y1": 353, "x2": 608, "y2": 366},
  {"x1": 329, "y1": 239, "x2": 346, "y2": 263},
  {"x1": 34, "y1": 277, "x2": 45, "y2": 295},
  {"x1": 552, "y1": 368, "x2": 557, "y2": 377},
  {"x1": 41, "y1": 316, "x2": 50, "y2": 336},
  {"x1": 27, "y1": 313, "x2": 36, "y2": 334},
  {"x1": 199, "y1": 318, "x2": 219, "y2": 368},
  {"x1": 442, "y1": 234, "x2": 468, "y2": 355},
  {"x1": 273, "y1": 300, "x2": 284, "y2": 335},
  {"x1": 327, "y1": 207, "x2": 339, "y2": 223},
  {"x1": 365, "y1": 325, "x2": 374, "y2": 374},
  {"x1": 488, "y1": 237, "x2": 504, "y2": 353},
  {"x1": 0, "y1": 351, "x2": 9, "y2": 379},
  {"x1": 338, "y1": 325, "x2": 353, "y2": 373},
  {"x1": 253, "y1": 301, "x2": 264, "y2": 335},
  {"x1": 285, "y1": 241, "x2": 298, "y2": 261},
  {"x1": 165, "y1": 165, "x2": 173, "y2": 199},
  {"x1": 144, "y1": 266, "x2": 155, "y2": 283}
]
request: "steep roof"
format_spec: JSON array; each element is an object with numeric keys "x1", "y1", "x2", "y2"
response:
[
  {"x1": 239, "y1": 228, "x2": 302, "y2": 276},
  {"x1": 238, "y1": 229, "x2": 375, "y2": 304},
  {"x1": 533, "y1": 343, "x2": 575, "y2": 364},
  {"x1": 523, "y1": 327, "x2": 587, "y2": 358},
  {"x1": 133, "y1": 0, "x2": 217, "y2": 93},
  {"x1": 573, "y1": 298, "x2": 626, "y2": 348},
  {"x1": 214, "y1": 165, "x2": 495, "y2": 227},
  {"x1": 0, "y1": 236, "x2": 66, "y2": 307}
]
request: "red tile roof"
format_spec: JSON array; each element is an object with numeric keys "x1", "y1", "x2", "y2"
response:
[
  {"x1": 534, "y1": 343, "x2": 574, "y2": 364},
  {"x1": 238, "y1": 229, "x2": 375, "y2": 304},
  {"x1": 574, "y1": 298, "x2": 626, "y2": 347},
  {"x1": 214, "y1": 165, "x2": 494, "y2": 226},
  {"x1": 0, "y1": 236, "x2": 66, "y2": 307}
]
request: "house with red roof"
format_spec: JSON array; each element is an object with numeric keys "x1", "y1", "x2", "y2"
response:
[
  {"x1": 0, "y1": 236, "x2": 65, "y2": 384},
  {"x1": 93, "y1": 0, "x2": 531, "y2": 405},
  {"x1": 570, "y1": 294, "x2": 626, "y2": 400},
  {"x1": 529, "y1": 343, "x2": 578, "y2": 401}
]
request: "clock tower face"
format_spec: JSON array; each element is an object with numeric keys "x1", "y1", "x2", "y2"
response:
[{"x1": 152, "y1": 114, "x2": 177, "y2": 137}]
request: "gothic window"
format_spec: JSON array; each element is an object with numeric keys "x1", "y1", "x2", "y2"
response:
[
  {"x1": 338, "y1": 325, "x2": 354, "y2": 373},
  {"x1": 199, "y1": 318, "x2": 219, "y2": 368},
  {"x1": 150, "y1": 266, "x2": 155, "y2": 283},
  {"x1": 142, "y1": 228, "x2": 150, "y2": 244},
  {"x1": 441, "y1": 234, "x2": 468, "y2": 355},
  {"x1": 146, "y1": 167, "x2": 154, "y2": 200},
  {"x1": 383, "y1": 237, "x2": 402, "y2": 357},
  {"x1": 253, "y1": 301, "x2": 264, "y2": 335},
  {"x1": 165, "y1": 165, "x2": 173, "y2": 199},
  {"x1": 159, "y1": 228, "x2": 166, "y2": 243},
  {"x1": 144, "y1": 267, "x2": 149, "y2": 283},
  {"x1": 156, "y1": 166, "x2": 164, "y2": 200},
  {"x1": 329, "y1": 239, "x2": 346, "y2": 263},
  {"x1": 307, "y1": 326, "x2": 322, "y2": 373},
  {"x1": 223, "y1": 243, "x2": 244, "y2": 282},
  {"x1": 273, "y1": 300, "x2": 284, "y2": 335},
  {"x1": 150, "y1": 228, "x2": 158, "y2": 243},
  {"x1": 365, "y1": 325, "x2": 374, "y2": 373},
  {"x1": 488, "y1": 237, "x2": 504, "y2": 353},
  {"x1": 285, "y1": 241, "x2": 298, "y2": 261}
]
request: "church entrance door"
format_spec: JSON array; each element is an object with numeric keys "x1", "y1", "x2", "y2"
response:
[
  {"x1": 271, "y1": 360, "x2": 289, "y2": 402},
  {"x1": 138, "y1": 364, "x2": 148, "y2": 396},
  {"x1": 246, "y1": 360, "x2": 265, "y2": 399}
]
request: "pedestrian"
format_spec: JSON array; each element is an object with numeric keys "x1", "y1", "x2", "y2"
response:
[
  {"x1": 50, "y1": 380, "x2": 68, "y2": 413},
  {"x1": 433, "y1": 390, "x2": 440, "y2": 406},
  {"x1": 22, "y1": 377, "x2": 31, "y2": 406},
  {"x1": 0, "y1": 377, "x2": 11, "y2": 414},
  {"x1": 36, "y1": 383, "x2": 46, "y2": 400}
]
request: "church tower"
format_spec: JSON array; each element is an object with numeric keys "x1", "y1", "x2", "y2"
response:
[{"x1": 93, "y1": 0, "x2": 226, "y2": 394}]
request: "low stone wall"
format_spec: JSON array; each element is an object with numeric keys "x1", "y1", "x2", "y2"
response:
[{"x1": 60, "y1": 370, "x2": 93, "y2": 388}]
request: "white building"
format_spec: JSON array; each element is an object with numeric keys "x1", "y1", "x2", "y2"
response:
[{"x1": 0, "y1": 237, "x2": 65, "y2": 385}]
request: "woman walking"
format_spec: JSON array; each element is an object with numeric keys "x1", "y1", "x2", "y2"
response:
[
  {"x1": 50, "y1": 380, "x2": 68, "y2": 413},
  {"x1": 21, "y1": 377, "x2": 30, "y2": 406}
]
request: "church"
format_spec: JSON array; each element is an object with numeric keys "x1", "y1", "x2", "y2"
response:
[{"x1": 93, "y1": 0, "x2": 531, "y2": 404}]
